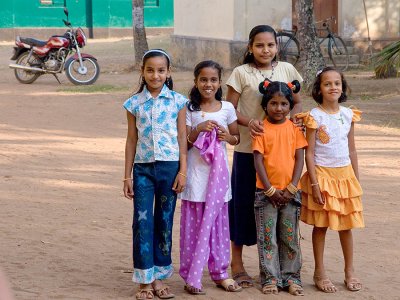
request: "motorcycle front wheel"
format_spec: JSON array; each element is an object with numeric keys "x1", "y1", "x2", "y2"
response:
[
  {"x1": 14, "y1": 52, "x2": 42, "y2": 84},
  {"x1": 65, "y1": 57, "x2": 100, "y2": 85}
]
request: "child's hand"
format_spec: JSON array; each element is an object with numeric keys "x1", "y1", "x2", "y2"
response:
[
  {"x1": 196, "y1": 120, "x2": 218, "y2": 133},
  {"x1": 216, "y1": 126, "x2": 230, "y2": 142},
  {"x1": 172, "y1": 172, "x2": 187, "y2": 194},
  {"x1": 290, "y1": 116, "x2": 305, "y2": 130},
  {"x1": 123, "y1": 179, "x2": 134, "y2": 200},
  {"x1": 312, "y1": 185, "x2": 325, "y2": 205},
  {"x1": 269, "y1": 189, "x2": 284, "y2": 208},
  {"x1": 249, "y1": 119, "x2": 264, "y2": 138},
  {"x1": 281, "y1": 189, "x2": 294, "y2": 205}
]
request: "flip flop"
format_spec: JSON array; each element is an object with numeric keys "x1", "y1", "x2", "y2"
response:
[
  {"x1": 313, "y1": 275, "x2": 337, "y2": 293},
  {"x1": 262, "y1": 283, "x2": 278, "y2": 295},
  {"x1": 344, "y1": 278, "x2": 362, "y2": 292},
  {"x1": 135, "y1": 288, "x2": 154, "y2": 300},
  {"x1": 215, "y1": 278, "x2": 243, "y2": 292},
  {"x1": 232, "y1": 271, "x2": 254, "y2": 288},
  {"x1": 153, "y1": 285, "x2": 174, "y2": 299},
  {"x1": 184, "y1": 284, "x2": 206, "y2": 295},
  {"x1": 288, "y1": 283, "x2": 304, "y2": 296}
]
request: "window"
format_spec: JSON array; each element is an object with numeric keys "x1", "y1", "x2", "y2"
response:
[
  {"x1": 144, "y1": 0, "x2": 159, "y2": 7},
  {"x1": 39, "y1": 0, "x2": 65, "y2": 7}
]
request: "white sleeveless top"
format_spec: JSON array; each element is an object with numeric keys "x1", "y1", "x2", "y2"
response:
[{"x1": 310, "y1": 106, "x2": 353, "y2": 167}]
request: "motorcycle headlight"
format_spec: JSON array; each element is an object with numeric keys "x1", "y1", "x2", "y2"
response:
[{"x1": 76, "y1": 28, "x2": 87, "y2": 48}]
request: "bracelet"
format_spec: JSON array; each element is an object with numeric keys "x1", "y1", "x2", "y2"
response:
[
  {"x1": 232, "y1": 135, "x2": 239, "y2": 145},
  {"x1": 286, "y1": 182, "x2": 299, "y2": 195},
  {"x1": 264, "y1": 186, "x2": 276, "y2": 197},
  {"x1": 311, "y1": 182, "x2": 319, "y2": 187},
  {"x1": 195, "y1": 125, "x2": 200, "y2": 133},
  {"x1": 122, "y1": 177, "x2": 132, "y2": 182},
  {"x1": 248, "y1": 118, "x2": 254, "y2": 127},
  {"x1": 178, "y1": 172, "x2": 187, "y2": 178},
  {"x1": 187, "y1": 134, "x2": 194, "y2": 144}
]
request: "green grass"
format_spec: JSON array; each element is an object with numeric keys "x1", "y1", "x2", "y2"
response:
[{"x1": 57, "y1": 84, "x2": 130, "y2": 93}]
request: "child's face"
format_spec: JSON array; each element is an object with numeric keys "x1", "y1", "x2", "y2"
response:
[
  {"x1": 141, "y1": 56, "x2": 170, "y2": 94},
  {"x1": 320, "y1": 70, "x2": 342, "y2": 104},
  {"x1": 195, "y1": 67, "x2": 221, "y2": 101},
  {"x1": 264, "y1": 93, "x2": 291, "y2": 124},
  {"x1": 249, "y1": 32, "x2": 277, "y2": 67}
]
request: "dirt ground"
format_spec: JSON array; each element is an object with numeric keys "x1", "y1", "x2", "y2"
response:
[{"x1": 0, "y1": 35, "x2": 399, "y2": 300}]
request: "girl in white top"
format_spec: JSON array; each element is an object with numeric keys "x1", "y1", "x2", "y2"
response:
[
  {"x1": 225, "y1": 24, "x2": 303, "y2": 288},
  {"x1": 296, "y1": 67, "x2": 364, "y2": 293},
  {"x1": 179, "y1": 60, "x2": 242, "y2": 294}
]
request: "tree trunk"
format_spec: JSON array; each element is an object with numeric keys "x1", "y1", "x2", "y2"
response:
[
  {"x1": 296, "y1": 0, "x2": 325, "y2": 89},
  {"x1": 132, "y1": 0, "x2": 149, "y2": 67}
]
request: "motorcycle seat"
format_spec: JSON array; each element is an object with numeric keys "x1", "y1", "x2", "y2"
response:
[{"x1": 17, "y1": 36, "x2": 47, "y2": 47}]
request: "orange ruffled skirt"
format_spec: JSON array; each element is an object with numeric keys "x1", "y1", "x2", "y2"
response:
[{"x1": 300, "y1": 165, "x2": 364, "y2": 231}]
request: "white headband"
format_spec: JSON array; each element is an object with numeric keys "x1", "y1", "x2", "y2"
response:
[{"x1": 142, "y1": 49, "x2": 171, "y2": 63}]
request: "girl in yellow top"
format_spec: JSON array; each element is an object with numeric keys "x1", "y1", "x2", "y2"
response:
[{"x1": 296, "y1": 67, "x2": 364, "y2": 293}]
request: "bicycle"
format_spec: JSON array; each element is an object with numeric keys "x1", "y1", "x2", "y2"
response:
[{"x1": 277, "y1": 17, "x2": 349, "y2": 71}]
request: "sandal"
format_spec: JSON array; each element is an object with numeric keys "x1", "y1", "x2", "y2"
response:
[
  {"x1": 262, "y1": 284, "x2": 278, "y2": 295},
  {"x1": 151, "y1": 281, "x2": 174, "y2": 299},
  {"x1": 135, "y1": 288, "x2": 154, "y2": 300},
  {"x1": 288, "y1": 283, "x2": 304, "y2": 296},
  {"x1": 184, "y1": 284, "x2": 206, "y2": 295},
  {"x1": 313, "y1": 275, "x2": 337, "y2": 293},
  {"x1": 344, "y1": 278, "x2": 362, "y2": 292},
  {"x1": 232, "y1": 271, "x2": 254, "y2": 288},
  {"x1": 215, "y1": 278, "x2": 242, "y2": 292}
]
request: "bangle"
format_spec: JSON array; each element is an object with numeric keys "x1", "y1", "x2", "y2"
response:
[
  {"x1": 264, "y1": 186, "x2": 276, "y2": 197},
  {"x1": 286, "y1": 182, "x2": 299, "y2": 195},
  {"x1": 122, "y1": 177, "x2": 132, "y2": 182},
  {"x1": 178, "y1": 172, "x2": 187, "y2": 178},
  {"x1": 311, "y1": 182, "x2": 319, "y2": 186},
  {"x1": 187, "y1": 134, "x2": 194, "y2": 144},
  {"x1": 232, "y1": 135, "x2": 239, "y2": 145},
  {"x1": 248, "y1": 118, "x2": 254, "y2": 127}
]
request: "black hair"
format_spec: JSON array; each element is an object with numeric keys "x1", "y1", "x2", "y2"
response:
[
  {"x1": 242, "y1": 25, "x2": 278, "y2": 65},
  {"x1": 135, "y1": 49, "x2": 173, "y2": 94},
  {"x1": 188, "y1": 60, "x2": 223, "y2": 112},
  {"x1": 260, "y1": 81, "x2": 294, "y2": 111},
  {"x1": 311, "y1": 66, "x2": 350, "y2": 104}
]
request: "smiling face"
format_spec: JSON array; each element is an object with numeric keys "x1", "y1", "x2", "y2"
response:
[
  {"x1": 141, "y1": 56, "x2": 170, "y2": 96},
  {"x1": 249, "y1": 31, "x2": 278, "y2": 68},
  {"x1": 264, "y1": 93, "x2": 291, "y2": 124},
  {"x1": 195, "y1": 67, "x2": 221, "y2": 101},
  {"x1": 320, "y1": 70, "x2": 343, "y2": 105}
]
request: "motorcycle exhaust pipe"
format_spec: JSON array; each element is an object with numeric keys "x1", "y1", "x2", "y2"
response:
[{"x1": 9, "y1": 63, "x2": 45, "y2": 73}]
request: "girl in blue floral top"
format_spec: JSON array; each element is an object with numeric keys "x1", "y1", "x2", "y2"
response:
[{"x1": 123, "y1": 49, "x2": 187, "y2": 300}]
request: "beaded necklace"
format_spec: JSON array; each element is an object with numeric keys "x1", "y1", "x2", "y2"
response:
[
  {"x1": 255, "y1": 61, "x2": 275, "y2": 81},
  {"x1": 318, "y1": 105, "x2": 344, "y2": 124}
]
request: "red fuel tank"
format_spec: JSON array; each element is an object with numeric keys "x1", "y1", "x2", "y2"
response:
[{"x1": 33, "y1": 36, "x2": 70, "y2": 56}]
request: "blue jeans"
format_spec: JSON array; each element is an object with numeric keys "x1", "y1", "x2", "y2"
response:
[
  {"x1": 254, "y1": 189, "x2": 302, "y2": 288},
  {"x1": 132, "y1": 161, "x2": 179, "y2": 283}
]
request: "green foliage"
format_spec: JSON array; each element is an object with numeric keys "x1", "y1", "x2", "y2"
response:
[
  {"x1": 57, "y1": 84, "x2": 129, "y2": 93},
  {"x1": 373, "y1": 40, "x2": 400, "y2": 78}
]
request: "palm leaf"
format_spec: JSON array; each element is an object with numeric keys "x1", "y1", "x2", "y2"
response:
[{"x1": 372, "y1": 40, "x2": 400, "y2": 78}]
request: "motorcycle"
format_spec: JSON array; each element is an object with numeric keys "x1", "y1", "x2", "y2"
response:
[{"x1": 9, "y1": 7, "x2": 100, "y2": 85}]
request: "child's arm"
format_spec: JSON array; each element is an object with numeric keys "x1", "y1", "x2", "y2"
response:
[
  {"x1": 186, "y1": 120, "x2": 219, "y2": 149},
  {"x1": 172, "y1": 106, "x2": 187, "y2": 193},
  {"x1": 305, "y1": 128, "x2": 325, "y2": 205},
  {"x1": 282, "y1": 148, "x2": 304, "y2": 203},
  {"x1": 123, "y1": 112, "x2": 137, "y2": 200},
  {"x1": 254, "y1": 151, "x2": 283, "y2": 208},
  {"x1": 348, "y1": 122, "x2": 360, "y2": 180},
  {"x1": 217, "y1": 121, "x2": 240, "y2": 146},
  {"x1": 227, "y1": 86, "x2": 263, "y2": 136}
]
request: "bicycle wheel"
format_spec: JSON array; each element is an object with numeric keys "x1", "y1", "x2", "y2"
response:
[
  {"x1": 327, "y1": 35, "x2": 349, "y2": 71},
  {"x1": 276, "y1": 32, "x2": 300, "y2": 66}
]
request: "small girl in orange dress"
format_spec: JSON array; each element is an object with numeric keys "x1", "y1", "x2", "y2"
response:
[{"x1": 296, "y1": 67, "x2": 364, "y2": 293}]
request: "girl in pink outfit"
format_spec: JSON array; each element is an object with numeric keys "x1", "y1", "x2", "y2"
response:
[{"x1": 179, "y1": 60, "x2": 242, "y2": 295}]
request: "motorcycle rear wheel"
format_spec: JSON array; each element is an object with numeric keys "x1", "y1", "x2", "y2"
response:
[
  {"x1": 65, "y1": 57, "x2": 100, "y2": 85},
  {"x1": 14, "y1": 52, "x2": 42, "y2": 84}
]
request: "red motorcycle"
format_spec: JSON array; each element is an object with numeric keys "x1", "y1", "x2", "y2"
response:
[{"x1": 9, "y1": 7, "x2": 100, "y2": 85}]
